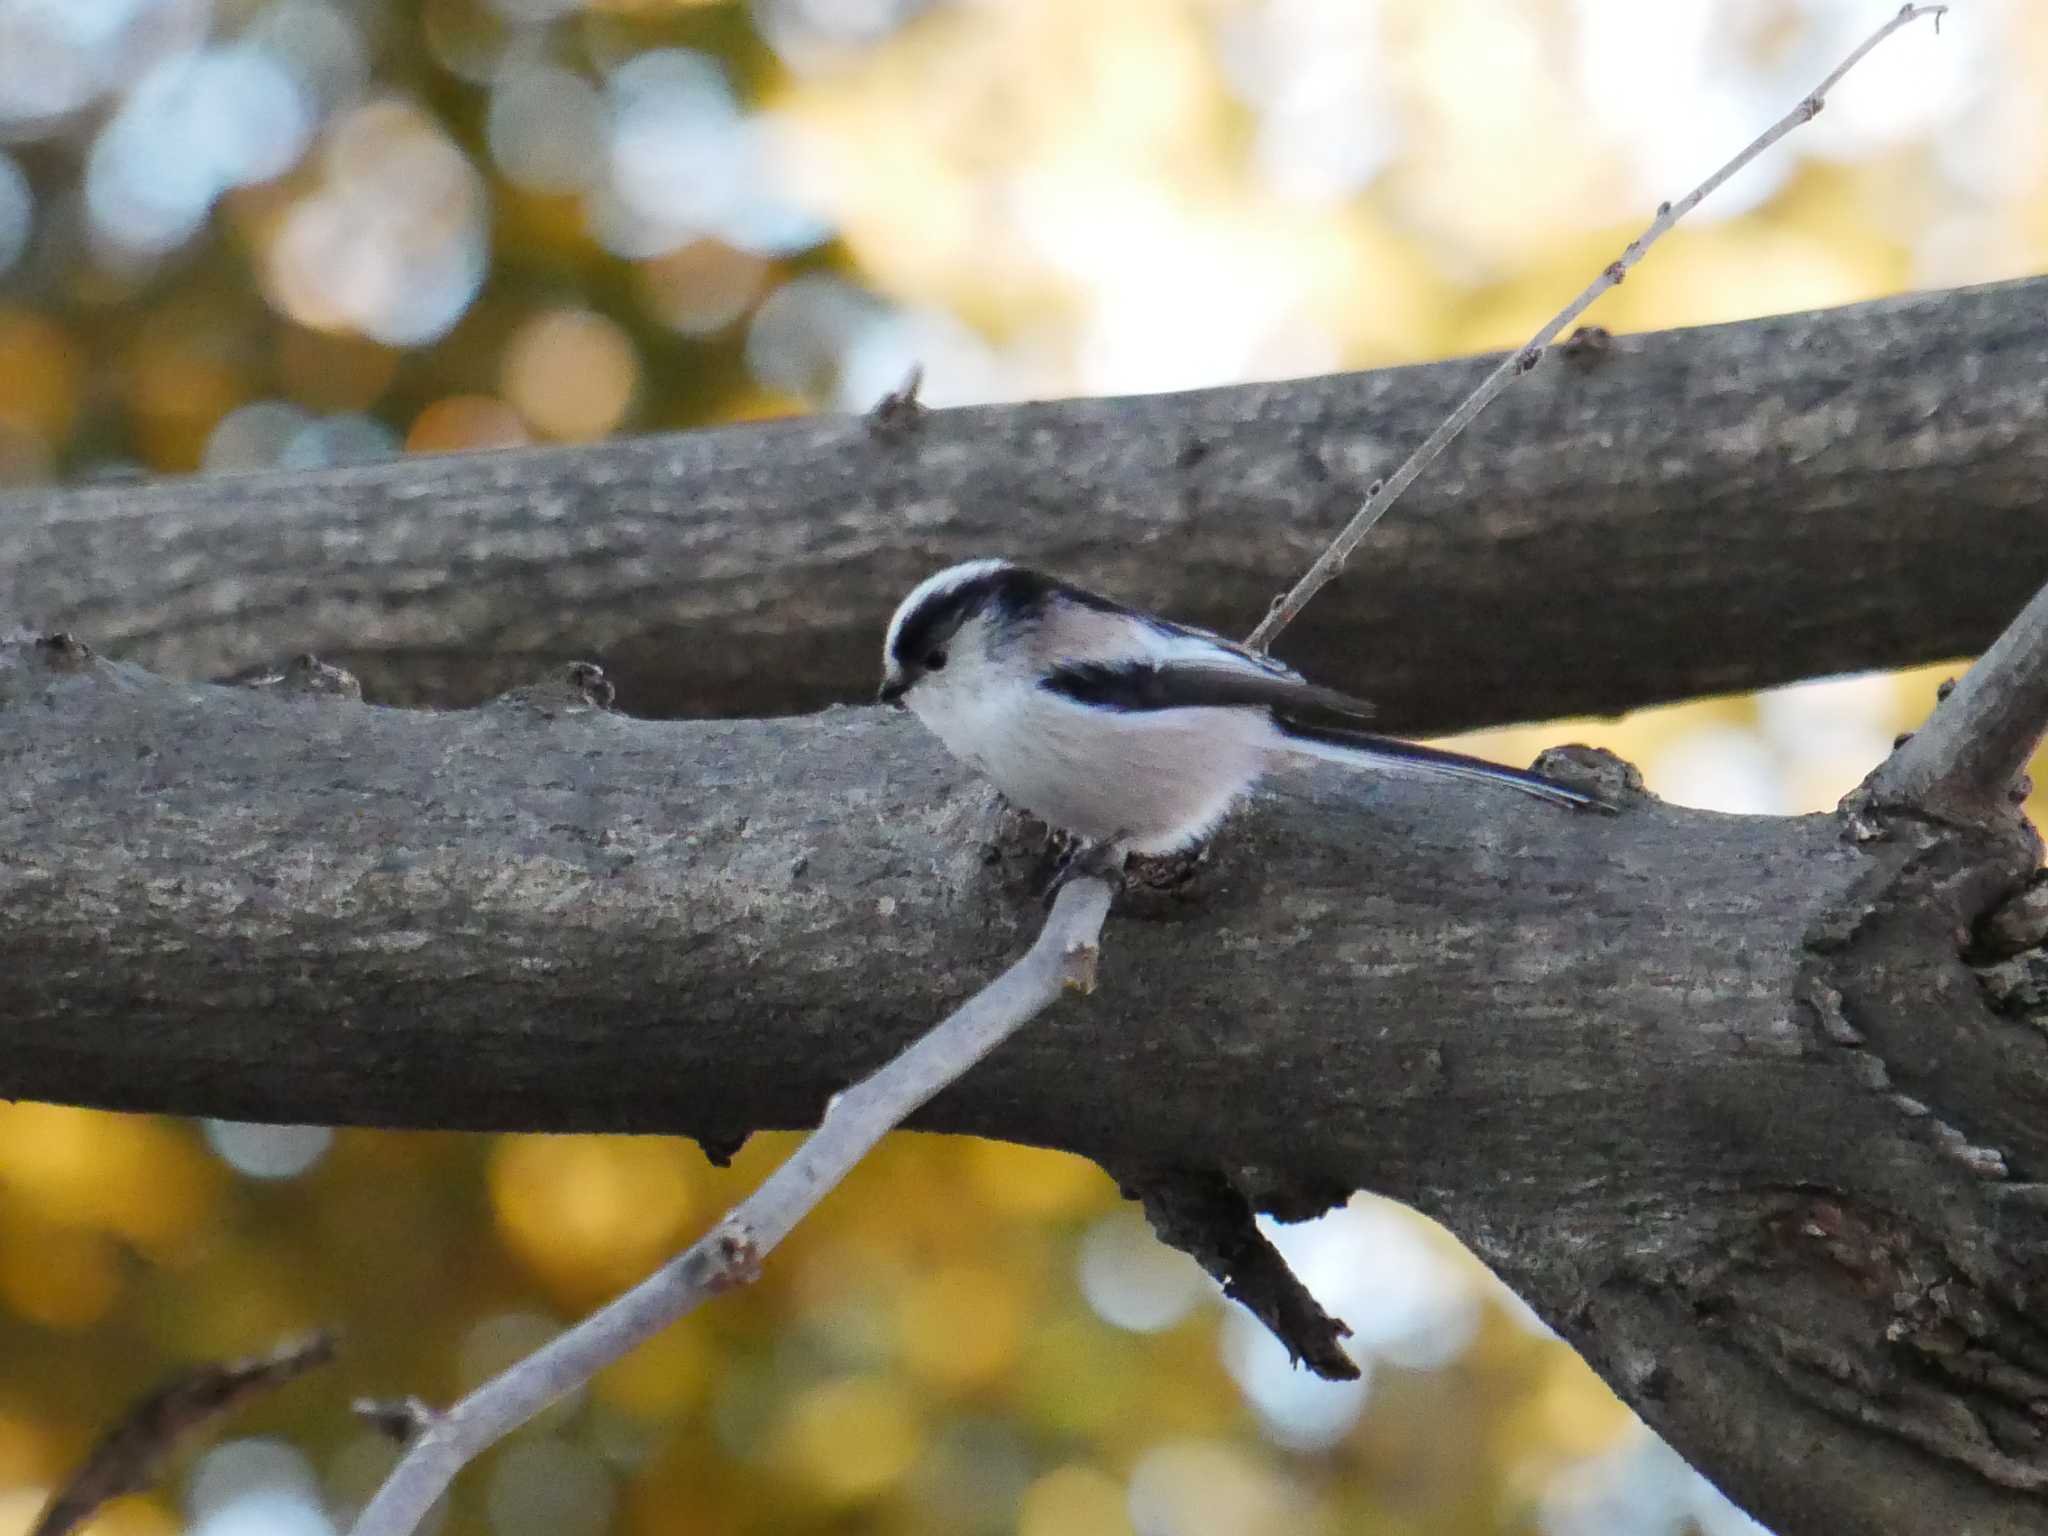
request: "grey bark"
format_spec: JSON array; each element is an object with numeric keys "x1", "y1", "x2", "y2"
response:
[
  {"x1": 4, "y1": 275, "x2": 2047, "y2": 733},
  {"x1": 5, "y1": 631, "x2": 2048, "y2": 1536}
]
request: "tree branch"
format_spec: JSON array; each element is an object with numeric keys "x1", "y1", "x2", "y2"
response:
[
  {"x1": 348, "y1": 874, "x2": 1113, "y2": 1536},
  {"x1": 3, "y1": 275, "x2": 2045, "y2": 733},
  {"x1": 6, "y1": 603, "x2": 2048, "y2": 1535},
  {"x1": 31, "y1": 1333, "x2": 335, "y2": 1536},
  {"x1": 1871, "y1": 576, "x2": 2048, "y2": 819},
  {"x1": 1243, "y1": 1, "x2": 1951, "y2": 650}
]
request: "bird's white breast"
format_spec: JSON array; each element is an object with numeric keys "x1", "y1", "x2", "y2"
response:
[{"x1": 910, "y1": 675, "x2": 1273, "y2": 853}]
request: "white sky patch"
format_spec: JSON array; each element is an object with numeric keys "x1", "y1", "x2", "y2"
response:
[{"x1": 1218, "y1": 0, "x2": 1400, "y2": 204}]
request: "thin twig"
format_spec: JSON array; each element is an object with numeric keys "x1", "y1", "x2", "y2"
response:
[
  {"x1": 32, "y1": 1331, "x2": 336, "y2": 1536},
  {"x1": 1244, "y1": 1, "x2": 1950, "y2": 652},
  {"x1": 1869, "y1": 575, "x2": 2048, "y2": 819},
  {"x1": 346, "y1": 874, "x2": 1115, "y2": 1536}
]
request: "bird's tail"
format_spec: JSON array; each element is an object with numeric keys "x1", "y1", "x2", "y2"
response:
[{"x1": 1279, "y1": 722, "x2": 1605, "y2": 811}]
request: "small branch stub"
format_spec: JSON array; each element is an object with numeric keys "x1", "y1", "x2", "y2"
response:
[
  {"x1": 1137, "y1": 1172, "x2": 1358, "y2": 1382},
  {"x1": 33, "y1": 632, "x2": 94, "y2": 673},
  {"x1": 706, "y1": 1220, "x2": 763, "y2": 1293},
  {"x1": 868, "y1": 364, "x2": 928, "y2": 434},
  {"x1": 241, "y1": 652, "x2": 363, "y2": 701},
  {"x1": 488, "y1": 660, "x2": 617, "y2": 716},
  {"x1": 353, "y1": 1398, "x2": 440, "y2": 1446},
  {"x1": 1561, "y1": 325, "x2": 1613, "y2": 360}
]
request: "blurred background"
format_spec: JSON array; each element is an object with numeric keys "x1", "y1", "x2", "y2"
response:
[{"x1": 2, "y1": 1, "x2": 2046, "y2": 1533}]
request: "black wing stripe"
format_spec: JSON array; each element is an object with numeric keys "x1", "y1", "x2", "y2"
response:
[{"x1": 1043, "y1": 660, "x2": 1376, "y2": 726}]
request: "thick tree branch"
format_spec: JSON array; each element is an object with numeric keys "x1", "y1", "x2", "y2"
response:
[
  {"x1": 6, "y1": 600, "x2": 2048, "y2": 1535},
  {"x1": 3, "y1": 276, "x2": 2046, "y2": 731},
  {"x1": 349, "y1": 875, "x2": 1113, "y2": 1536}
]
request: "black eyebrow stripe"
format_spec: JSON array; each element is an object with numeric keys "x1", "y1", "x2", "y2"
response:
[{"x1": 891, "y1": 566, "x2": 1082, "y2": 666}]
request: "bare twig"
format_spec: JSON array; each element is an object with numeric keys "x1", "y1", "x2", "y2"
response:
[
  {"x1": 1870, "y1": 575, "x2": 2048, "y2": 819},
  {"x1": 31, "y1": 1331, "x2": 336, "y2": 1536},
  {"x1": 1243, "y1": 1, "x2": 1950, "y2": 651},
  {"x1": 346, "y1": 875, "x2": 1115, "y2": 1536}
]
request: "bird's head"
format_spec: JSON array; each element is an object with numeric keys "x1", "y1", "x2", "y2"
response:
[{"x1": 878, "y1": 557, "x2": 1025, "y2": 712}]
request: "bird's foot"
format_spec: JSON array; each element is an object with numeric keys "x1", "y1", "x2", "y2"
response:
[{"x1": 1041, "y1": 832, "x2": 1129, "y2": 908}]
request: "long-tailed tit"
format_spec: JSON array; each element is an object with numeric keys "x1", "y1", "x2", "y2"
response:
[{"x1": 879, "y1": 558, "x2": 1600, "y2": 855}]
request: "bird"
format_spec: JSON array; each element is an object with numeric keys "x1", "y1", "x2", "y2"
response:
[{"x1": 877, "y1": 558, "x2": 1601, "y2": 856}]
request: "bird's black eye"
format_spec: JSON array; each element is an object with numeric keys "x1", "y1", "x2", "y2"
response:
[{"x1": 925, "y1": 648, "x2": 948, "y2": 671}]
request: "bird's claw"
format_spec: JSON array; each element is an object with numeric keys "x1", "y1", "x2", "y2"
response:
[{"x1": 1040, "y1": 833, "x2": 1128, "y2": 907}]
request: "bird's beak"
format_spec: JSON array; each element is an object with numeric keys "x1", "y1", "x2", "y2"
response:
[{"x1": 877, "y1": 674, "x2": 908, "y2": 708}]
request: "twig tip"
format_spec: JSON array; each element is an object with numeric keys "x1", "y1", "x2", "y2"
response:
[{"x1": 1061, "y1": 940, "x2": 1101, "y2": 993}]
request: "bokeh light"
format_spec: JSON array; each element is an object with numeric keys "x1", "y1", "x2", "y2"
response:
[
  {"x1": 0, "y1": 0, "x2": 212, "y2": 137},
  {"x1": 1077, "y1": 1210, "x2": 1208, "y2": 1335},
  {"x1": 407, "y1": 395, "x2": 533, "y2": 453},
  {"x1": 744, "y1": 272, "x2": 891, "y2": 406},
  {"x1": 598, "y1": 49, "x2": 746, "y2": 255},
  {"x1": 0, "y1": 152, "x2": 30, "y2": 276},
  {"x1": 488, "y1": 64, "x2": 606, "y2": 196},
  {"x1": 266, "y1": 101, "x2": 488, "y2": 345},
  {"x1": 202, "y1": 401, "x2": 317, "y2": 474},
  {"x1": 202, "y1": 1123, "x2": 334, "y2": 1181},
  {"x1": 499, "y1": 309, "x2": 639, "y2": 442},
  {"x1": 85, "y1": 44, "x2": 313, "y2": 260},
  {"x1": 752, "y1": 0, "x2": 929, "y2": 74},
  {"x1": 773, "y1": 1375, "x2": 922, "y2": 1506},
  {"x1": 1220, "y1": 0, "x2": 1401, "y2": 203},
  {"x1": 490, "y1": 1135, "x2": 698, "y2": 1304},
  {"x1": 1019, "y1": 1464, "x2": 1134, "y2": 1536},
  {"x1": 633, "y1": 240, "x2": 768, "y2": 336},
  {"x1": 1126, "y1": 1440, "x2": 1304, "y2": 1536},
  {"x1": 184, "y1": 1439, "x2": 334, "y2": 1536},
  {"x1": 0, "y1": 1207, "x2": 125, "y2": 1331},
  {"x1": 897, "y1": 1261, "x2": 1027, "y2": 1394}
]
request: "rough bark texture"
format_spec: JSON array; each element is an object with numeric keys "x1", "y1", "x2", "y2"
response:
[
  {"x1": 5, "y1": 633, "x2": 2048, "y2": 1535},
  {"x1": 4, "y1": 275, "x2": 2047, "y2": 732}
]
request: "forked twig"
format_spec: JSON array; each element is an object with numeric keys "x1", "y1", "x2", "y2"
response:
[
  {"x1": 1244, "y1": 2, "x2": 1950, "y2": 652},
  {"x1": 347, "y1": 875, "x2": 1115, "y2": 1536}
]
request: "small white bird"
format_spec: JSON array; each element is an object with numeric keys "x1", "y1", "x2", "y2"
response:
[{"x1": 879, "y1": 558, "x2": 1600, "y2": 855}]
